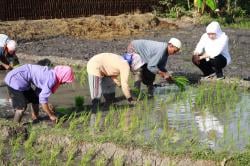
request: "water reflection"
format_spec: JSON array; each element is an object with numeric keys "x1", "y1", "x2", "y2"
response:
[{"x1": 153, "y1": 85, "x2": 250, "y2": 151}]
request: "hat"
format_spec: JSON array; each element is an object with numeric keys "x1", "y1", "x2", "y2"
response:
[
  {"x1": 168, "y1": 38, "x2": 181, "y2": 49},
  {"x1": 6, "y1": 40, "x2": 17, "y2": 52}
]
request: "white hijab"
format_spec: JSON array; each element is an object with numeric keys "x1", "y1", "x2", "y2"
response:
[
  {"x1": 194, "y1": 21, "x2": 231, "y2": 65},
  {"x1": 206, "y1": 21, "x2": 223, "y2": 37}
]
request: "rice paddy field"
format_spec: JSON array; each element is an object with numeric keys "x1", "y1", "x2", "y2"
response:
[
  {"x1": 0, "y1": 68, "x2": 250, "y2": 165},
  {"x1": 0, "y1": 14, "x2": 250, "y2": 165}
]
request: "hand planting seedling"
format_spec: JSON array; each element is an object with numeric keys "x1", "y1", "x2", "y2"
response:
[
  {"x1": 131, "y1": 88, "x2": 146, "y2": 101},
  {"x1": 172, "y1": 76, "x2": 189, "y2": 91}
]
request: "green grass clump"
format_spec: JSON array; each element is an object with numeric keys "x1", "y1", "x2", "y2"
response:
[
  {"x1": 55, "y1": 107, "x2": 72, "y2": 115},
  {"x1": 74, "y1": 96, "x2": 84, "y2": 108},
  {"x1": 172, "y1": 76, "x2": 190, "y2": 91}
]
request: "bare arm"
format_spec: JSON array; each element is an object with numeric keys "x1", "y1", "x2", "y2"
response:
[
  {"x1": 41, "y1": 103, "x2": 57, "y2": 122},
  {"x1": 199, "y1": 53, "x2": 210, "y2": 60},
  {"x1": 0, "y1": 61, "x2": 12, "y2": 70},
  {"x1": 111, "y1": 76, "x2": 121, "y2": 87},
  {"x1": 158, "y1": 70, "x2": 172, "y2": 81}
]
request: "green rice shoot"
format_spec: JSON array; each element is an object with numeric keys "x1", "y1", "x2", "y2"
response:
[{"x1": 172, "y1": 76, "x2": 189, "y2": 91}]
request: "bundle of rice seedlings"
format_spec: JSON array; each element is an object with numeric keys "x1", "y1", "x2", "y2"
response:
[{"x1": 172, "y1": 76, "x2": 189, "y2": 91}]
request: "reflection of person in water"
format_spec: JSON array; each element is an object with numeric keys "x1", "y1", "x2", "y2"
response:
[{"x1": 195, "y1": 112, "x2": 224, "y2": 147}]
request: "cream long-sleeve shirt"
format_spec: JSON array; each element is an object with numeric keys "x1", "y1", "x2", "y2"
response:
[
  {"x1": 87, "y1": 53, "x2": 131, "y2": 99},
  {"x1": 194, "y1": 21, "x2": 231, "y2": 65}
]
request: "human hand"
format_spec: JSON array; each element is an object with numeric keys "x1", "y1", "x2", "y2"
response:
[
  {"x1": 192, "y1": 54, "x2": 200, "y2": 65},
  {"x1": 164, "y1": 72, "x2": 173, "y2": 82},
  {"x1": 193, "y1": 52, "x2": 200, "y2": 56},
  {"x1": 127, "y1": 97, "x2": 136, "y2": 105},
  {"x1": 49, "y1": 114, "x2": 58, "y2": 123},
  {"x1": 48, "y1": 103, "x2": 55, "y2": 113}
]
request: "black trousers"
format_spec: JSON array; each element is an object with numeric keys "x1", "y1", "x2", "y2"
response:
[
  {"x1": 140, "y1": 64, "x2": 156, "y2": 86},
  {"x1": 193, "y1": 54, "x2": 227, "y2": 77},
  {"x1": 7, "y1": 86, "x2": 39, "y2": 110}
]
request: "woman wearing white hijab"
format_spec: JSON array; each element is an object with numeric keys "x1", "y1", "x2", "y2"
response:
[{"x1": 192, "y1": 21, "x2": 231, "y2": 79}]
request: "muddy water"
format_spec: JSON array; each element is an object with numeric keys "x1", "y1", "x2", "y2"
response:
[
  {"x1": 1, "y1": 69, "x2": 250, "y2": 151},
  {"x1": 0, "y1": 70, "x2": 89, "y2": 119},
  {"x1": 153, "y1": 85, "x2": 250, "y2": 151}
]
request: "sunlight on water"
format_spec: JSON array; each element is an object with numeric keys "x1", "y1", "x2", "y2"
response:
[{"x1": 153, "y1": 85, "x2": 250, "y2": 151}]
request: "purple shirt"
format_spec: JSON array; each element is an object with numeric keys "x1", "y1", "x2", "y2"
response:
[{"x1": 4, "y1": 64, "x2": 57, "y2": 104}]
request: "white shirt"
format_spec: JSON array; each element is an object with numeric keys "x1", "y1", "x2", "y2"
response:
[
  {"x1": 0, "y1": 34, "x2": 9, "y2": 47},
  {"x1": 194, "y1": 22, "x2": 231, "y2": 65}
]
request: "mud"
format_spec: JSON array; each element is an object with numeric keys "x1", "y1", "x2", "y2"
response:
[
  {"x1": 1, "y1": 13, "x2": 249, "y2": 78},
  {"x1": 15, "y1": 23, "x2": 250, "y2": 79},
  {"x1": 0, "y1": 119, "x2": 218, "y2": 166},
  {"x1": 0, "y1": 14, "x2": 250, "y2": 165}
]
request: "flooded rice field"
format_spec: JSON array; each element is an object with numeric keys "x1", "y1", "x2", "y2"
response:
[
  {"x1": 1, "y1": 21, "x2": 250, "y2": 164},
  {"x1": 1, "y1": 69, "x2": 250, "y2": 153},
  {"x1": 153, "y1": 85, "x2": 250, "y2": 151}
]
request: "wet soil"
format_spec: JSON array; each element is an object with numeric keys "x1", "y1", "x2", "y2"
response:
[
  {"x1": 0, "y1": 14, "x2": 250, "y2": 165},
  {"x1": 16, "y1": 24, "x2": 250, "y2": 79},
  {"x1": 1, "y1": 13, "x2": 249, "y2": 78}
]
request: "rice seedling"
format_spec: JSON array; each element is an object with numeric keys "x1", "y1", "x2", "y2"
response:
[
  {"x1": 10, "y1": 135, "x2": 22, "y2": 159},
  {"x1": 73, "y1": 66, "x2": 88, "y2": 87},
  {"x1": 56, "y1": 107, "x2": 72, "y2": 116},
  {"x1": 194, "y1": 82, "x2": 240, "y2": 111},
  {"x1": 80, "y1": 148, "x2": 95, "y2": 165},
  {"x1": 65, "y1": 145, "x2": 77, "y2": 166},
  {"x1": 48, "y1": 145, "x2": 61, "y2": 165},
  {"x1": 95, "y1": 156, "x2": 106, "y2": 166},
  {"x1": 118, "y1": 107, "x2": 129, "y2": 132},
  {"x1": 113, "y1": 157, "x2": 124, "y2": 166},
  {"x1": 55, "y1": 115, "x2": 67, "y2": 128},
  {"x1": 74, "y1": 96, "x2": 84, "y2": 110},
  {"x1": 131, "y1": 88, "x2": 147, "y2": 101},
  {"x1": 0, "y1": 140, "x2": 4, "y2": 158},
  {"x1": 172, "y1": 76, "x2": 190, "y2": 91},
  {"x1": 103, "y1": 106, "x2": 116, "y2": 130},
  {"x1": 94, "y1": 111, "x2": 103, "y2": 131},
  {"x1": 24, "y1": 130, "x2": 39, "y2": 160},
  {"x1": 69, "y1": 116, "x2": 80, "y2": 131},
  {"x1": 80, "y1": 112, "x2": 92, "y2": 129}
]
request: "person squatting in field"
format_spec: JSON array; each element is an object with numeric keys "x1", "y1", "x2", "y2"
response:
[
  {"x1": 192, "y1": 21, "x2": 231, "y2": 80},
  {"x1": 0, "y1": 34, "x2": 19, "y2": 70},
  {"x1": 4, "y1": 64, "x2": 74, "y2": 123}
]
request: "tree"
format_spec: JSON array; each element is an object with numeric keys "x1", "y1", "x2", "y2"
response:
[{"x1": 194, "y1": 0, "x2": 217, "y2": 14}]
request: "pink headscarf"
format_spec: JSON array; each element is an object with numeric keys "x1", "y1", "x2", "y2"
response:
[{"x1": 52, "y1": 65, "x2": 74, "y2": 93}]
